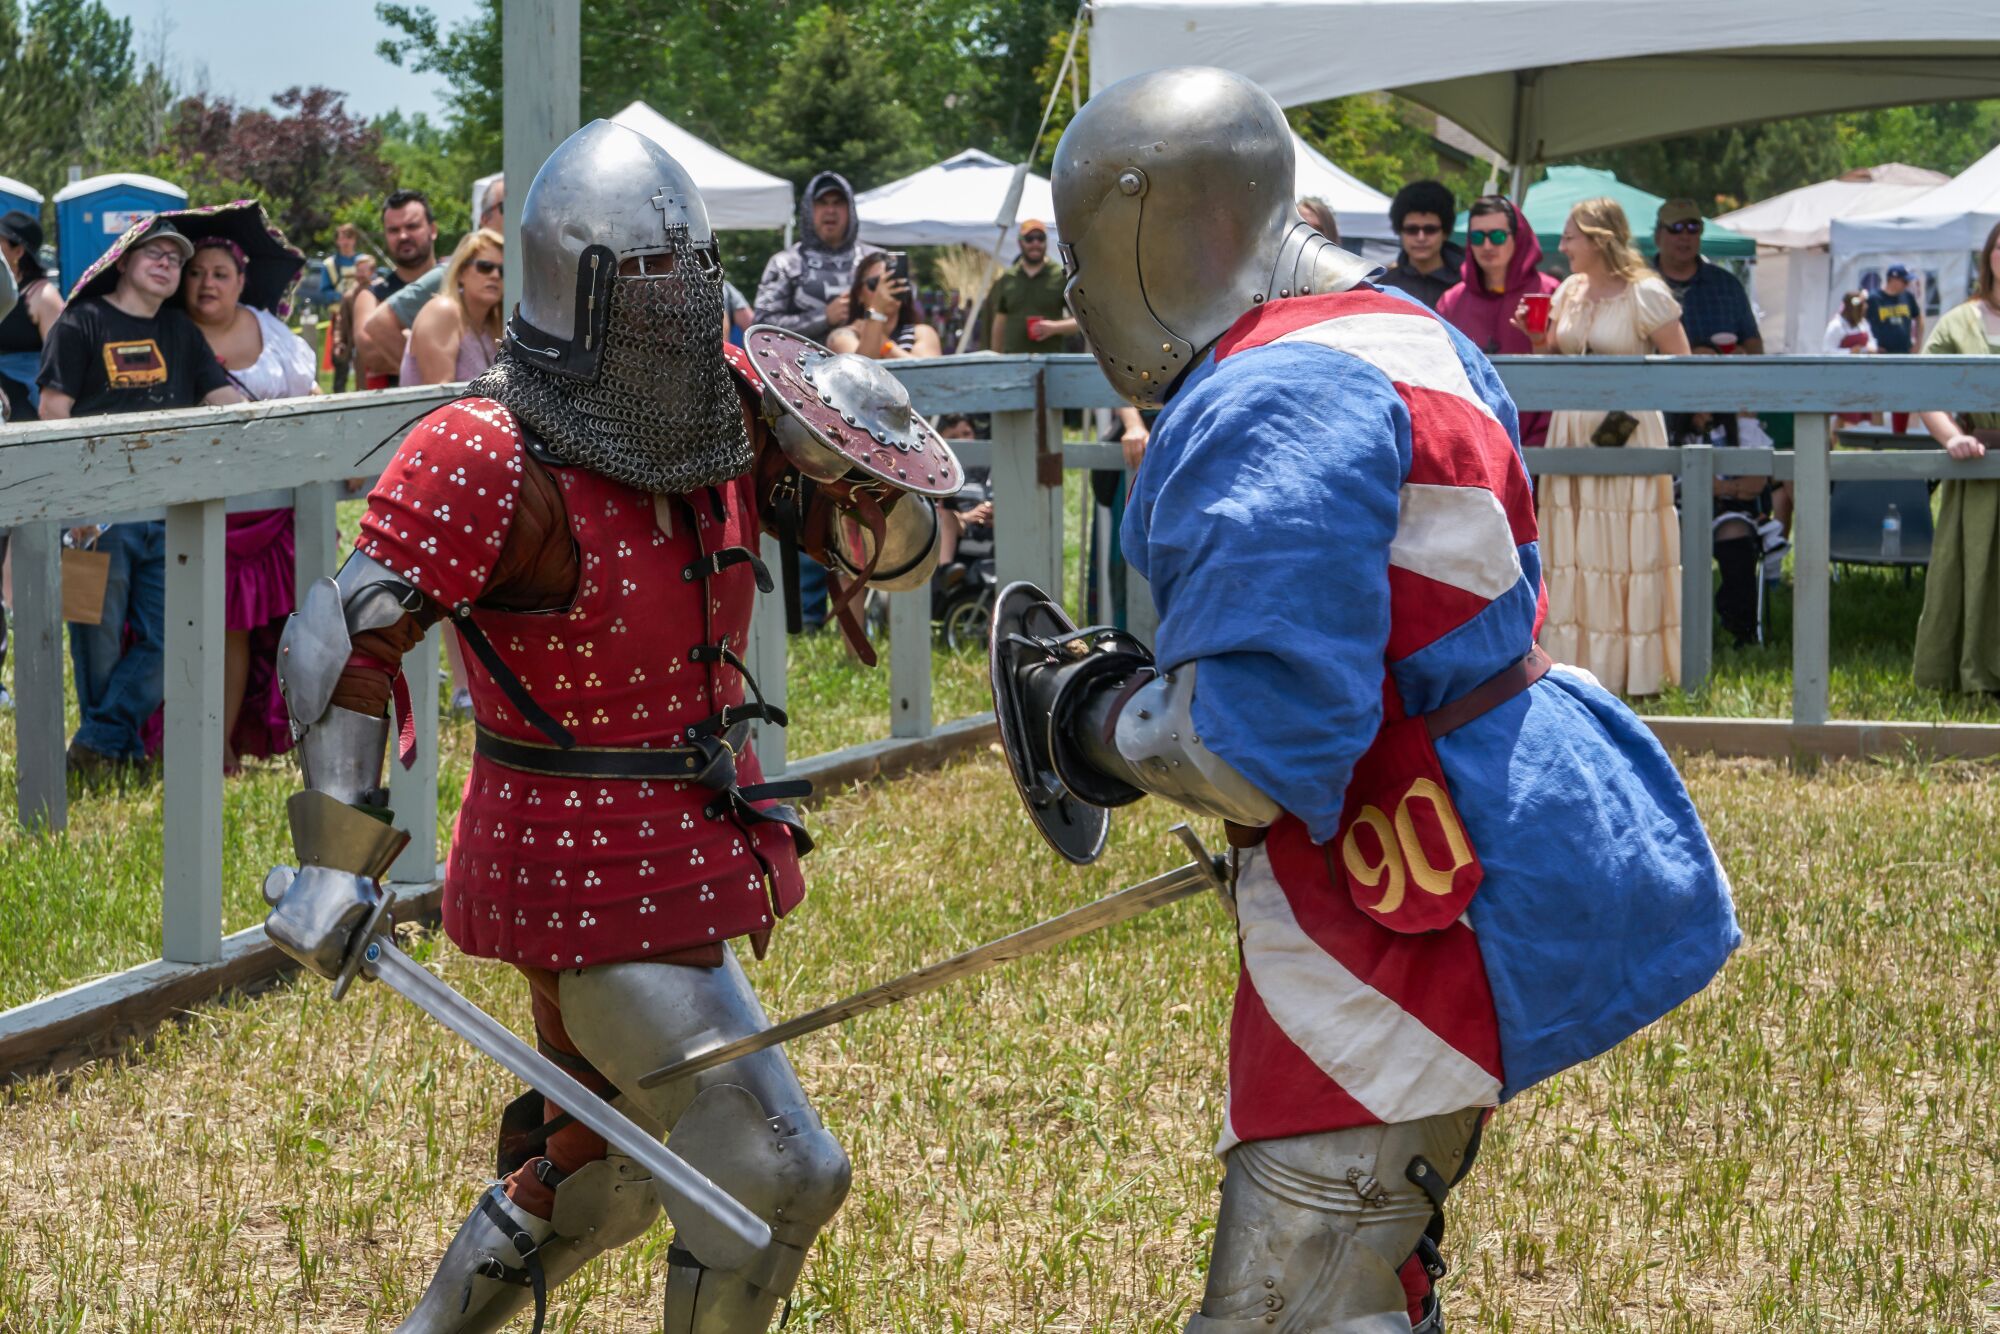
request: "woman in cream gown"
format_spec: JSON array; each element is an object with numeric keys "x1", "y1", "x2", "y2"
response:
[{"x1": 1520, "y1": 197, "x2": 1693, "y2": 696}]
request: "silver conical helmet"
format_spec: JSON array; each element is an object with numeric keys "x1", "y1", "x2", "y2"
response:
[{"x1": 1051, "y1": 66, "x2": 1373, "y2": 408}]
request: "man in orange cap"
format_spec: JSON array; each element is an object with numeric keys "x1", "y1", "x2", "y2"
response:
[{"x1": 989, "y1": 218, "x2": 1077, "y2": 353}]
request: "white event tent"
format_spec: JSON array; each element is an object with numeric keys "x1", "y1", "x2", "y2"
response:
[
  {"x1": 1089, "y1": 1, "x2": 2000, "y2": 183},
  {"x1": 1293, "y1": 135, "x2": 1394, "y2": 246},
  {"x1": 1830, "y1": 144, "x2": 2000, "y2": 321},
  {"x1": 857, "y1": 140, "x2": 1392, "y2": 262},
  {"x1": 1718, "y1": 165, "x2": 1948, "y2": 352},
  {"x1": 607, "y1": 101, "x2": 794, "y2": 230},
  {"x1": 855, "y1": 150, "x2": 1057, "y2": 261}
]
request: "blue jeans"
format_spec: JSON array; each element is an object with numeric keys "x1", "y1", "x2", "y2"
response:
[{"x1": 69, "y1": 520, "x2": 167, "y2": 760}]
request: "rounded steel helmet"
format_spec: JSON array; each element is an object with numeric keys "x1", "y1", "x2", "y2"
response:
[
  {"x1": 507, "y1": 118, "x2": 719, "y2": 380},
  {"x1": 1052, "y1": 66, "x2": 1373, "y2": 408}
]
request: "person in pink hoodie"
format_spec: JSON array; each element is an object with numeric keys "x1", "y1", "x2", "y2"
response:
[{"x1": 1438, "y1": 194, "x2": 1561, "y2": 446}]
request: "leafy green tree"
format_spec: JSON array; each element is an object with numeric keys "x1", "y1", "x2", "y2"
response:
[
  {"x1": 0, "y1": 0, "x2": 136, "y2": 194},
  {"x1": 738, "y1": 8, "x2": 928, "y2": 191}
]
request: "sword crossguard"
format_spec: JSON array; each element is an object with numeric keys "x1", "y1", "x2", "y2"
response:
[
  {"x1": 329, "y1": 891, "x2": 397, "y2": 1002},
  {"x1": 1168, "y1": 823, "x2": 1227, "y2": 891}
]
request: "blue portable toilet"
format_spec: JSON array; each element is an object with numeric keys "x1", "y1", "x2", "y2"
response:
[
  {"x1": 0, "y1": 174, "x2": 42, "y2": 222},
  {"x1": 52, "y1": 172, "x2": 187, "y2": 295}
]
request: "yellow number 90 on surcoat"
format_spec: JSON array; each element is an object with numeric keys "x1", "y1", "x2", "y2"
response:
[{"x1": 1338, "y1": 778, "x2": 1475, "y2": 918}]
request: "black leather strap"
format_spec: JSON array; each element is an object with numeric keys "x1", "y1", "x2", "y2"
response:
[
  {"x1": 476, "y1": 726, "x2": 710, "y2": 779},
  {"x1": 684, "y1": 545, "x2": 775, "y2": 593},
  {"x1": 474, "y1": 1191, "x2": 548, "y2": 1334},
  {"x1": 453, "y1": 606, "x2": 577, "y2": 749}
]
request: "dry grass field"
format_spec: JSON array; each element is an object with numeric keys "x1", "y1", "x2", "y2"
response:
[{"x1": 2, "y1": 751, "x2": 1997, "y2": 1332}]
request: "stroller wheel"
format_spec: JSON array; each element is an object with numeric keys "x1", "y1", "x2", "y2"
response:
[{"x1": 943, "y1": 592, "x2": 993, "y2": 651}]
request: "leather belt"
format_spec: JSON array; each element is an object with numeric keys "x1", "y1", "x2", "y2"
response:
[
  {"x1": 1423, "y1": 646, "x2": 1553, "y2": 739},
  {"x1": 475, "y1": 725, "x2": 729, "y2": 780}
]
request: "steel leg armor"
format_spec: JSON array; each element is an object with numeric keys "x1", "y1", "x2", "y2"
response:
[
  {"x1": 395, "y1": 948, "x2": 845, "y2": 1334},
  {"x1": 1187, "y1": 1110, "x2": 1481, "y2": 1334},
  {"x1": 558, "y1": 949, "x2": 851, "y2": 1333}
]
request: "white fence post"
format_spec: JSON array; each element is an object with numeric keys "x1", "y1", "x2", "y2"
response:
[
  {"x1": 888, "y1": 589, "x2": 933, "y2": 738},
  {"x1": 163, "y1": 502, "x2": 225, "y2": 965},
  {"x1": 386, "y1": 631, "x2": 441, "y2": 883},
  {"x1": 292, "y1": 481, "x2": 341, "y2": 605},
  {"x1": 1791, "y1": 414, "x2": 1832, "y2": 725},
  {"x1": 746, "y1": 532, "x2": 790, "y2": 776},
  {"x1": 991, "y1": 399, "x2": 1064, "y2": 599},
  {"x1": 10, "y1": 522, "x2": 66, "y2": 831},
  {"x1": 502, "y1": 0, "x2": 579, "y2": 320},
  {"x1": 1678, "y1": 445, "x2": 1714, "y2": 692}
]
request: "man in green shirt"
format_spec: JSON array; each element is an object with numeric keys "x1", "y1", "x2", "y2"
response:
[{"x1": 989, "y1": 219, "x2": 1077, "y2": 353}]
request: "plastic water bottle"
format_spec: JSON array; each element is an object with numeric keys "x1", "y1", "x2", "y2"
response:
[{"x1": 1882, "y1": 503, "x2": 1902, "y2": 560}]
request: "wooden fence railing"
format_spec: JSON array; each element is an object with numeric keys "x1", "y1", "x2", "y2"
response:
[{"x1": 7, "y1": 355, "x2": 2000, "y2": 976}]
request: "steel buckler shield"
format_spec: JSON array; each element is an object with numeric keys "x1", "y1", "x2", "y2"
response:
[{"x1": 988, "y1": 581, "x2": 1153, "y2": 865}]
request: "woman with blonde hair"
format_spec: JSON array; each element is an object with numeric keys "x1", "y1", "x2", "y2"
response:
[
  {"x1": 1515, "y1": 196, "x2": 1692, "y2": 695},
  {"x1": 403, "y1": 226, "x2": 502, "y2": 386}
]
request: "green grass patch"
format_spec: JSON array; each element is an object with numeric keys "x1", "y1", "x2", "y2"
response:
[{"x1": 0, "y1": 754, "x2": 1995, "y2": 1330}]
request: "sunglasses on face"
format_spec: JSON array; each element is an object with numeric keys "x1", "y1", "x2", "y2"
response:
[
  {"x1": 1401, "y1": 223, "x2": 1443, "y2": 237},
  {"x1": 1466, "y1": 228, "x2": 1513, "y2": 247},
  {"x1": 1021, "y1": 232, "x2": 1046, "y2": 243},
  {"x1": 470, "y1": 258, "x2": 503, "y2": 276},
  {"x1": 1661, "y1": 220, "x2": 1704, "y2": 236}
]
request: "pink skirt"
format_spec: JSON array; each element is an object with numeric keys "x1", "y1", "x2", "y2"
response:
[{"x1": 141, "y1": 509, "x2": 297, "y2": 761}]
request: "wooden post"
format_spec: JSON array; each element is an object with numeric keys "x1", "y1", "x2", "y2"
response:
[
  {"x1": 745, "y1": 532, "x2": 790, "y2": 776},
  {"x1": 10, "y1": 522, "x2": 66, "y2": 832},
  {"x1": 292, "y1": 481, "x2": 341, "y2": 606},
  {"x1": 991, "y1": 401, "x2": 1064, "y2": 598},
  {"x1": 502, "y1": 0, "x2": 580, "y2": 319},
  {"x1": 387, "y1": 631, "x2": 441, "y2": 883},
  {"x1": 1792, "y1": 413, "x2": 1831, "y2": 725},
  {"x1": 888, "y1": 588, "x2": 932, "y2": 738},
  {"x1": 163, "y1": 502, "x2": 225, "y2": 965},
  {"x1": 1678, "y1": 444, "x2": 1714, "y2": 693}
]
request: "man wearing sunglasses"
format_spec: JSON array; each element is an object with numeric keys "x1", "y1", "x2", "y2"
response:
[
  {"x1": 1652, "y1": 198, "x2": 1761, "y2": 354},
  {"x1": 990, "y1": 218, "x2": 1077, "y2": 354},
  {"x1": 1377, "y1": 179, "x2": 1463, "y2": 310}
]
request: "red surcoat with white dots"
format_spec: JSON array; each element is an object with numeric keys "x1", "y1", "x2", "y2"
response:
[{"x1": 355, "y1": 397, "x2": 804, "y2": 969}]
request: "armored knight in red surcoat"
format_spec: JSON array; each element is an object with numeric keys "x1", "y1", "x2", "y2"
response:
[{"x1": 264, "y1": 120, "x2": 955, "y2": 1333}]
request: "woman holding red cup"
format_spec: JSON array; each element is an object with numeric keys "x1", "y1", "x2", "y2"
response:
[{"x1": 1436, "y1": 195, "x2": 1560, "y2": 445}]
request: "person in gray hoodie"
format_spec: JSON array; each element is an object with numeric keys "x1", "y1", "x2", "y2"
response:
[{"x1": 753, "y1": 170, "x2": 882, "y2": 342}]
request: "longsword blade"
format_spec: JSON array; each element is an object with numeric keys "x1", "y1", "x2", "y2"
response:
[
  {"x1": 637, "y1": 837, "x2": 1224, "y2": 1091},
  {"x1": 359, "y1": 936, "x2": 772, "y2": 1270}
]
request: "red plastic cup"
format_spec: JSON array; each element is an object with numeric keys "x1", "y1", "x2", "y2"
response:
[
  {"x1": 1521, "y1": 293, "x2": 1552, "y2": 334},
  {"x1": 1025, "y1": 316, "x2": 1046, "y2": 342},
  {"x1": 1712, "y1": 331, "x2": 1739, "y2": 354}
]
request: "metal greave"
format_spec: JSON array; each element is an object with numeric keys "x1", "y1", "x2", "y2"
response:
[
  {"x1": 560, "y1": 950, "x2": 851, "y2": 1334},
  {"x1": 1186, "y1": 1110, "x2": 1481, "y2": 1334}
]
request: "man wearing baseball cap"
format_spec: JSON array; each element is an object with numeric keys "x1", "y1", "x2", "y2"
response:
[
  {"x1": 1866, "y1": 263, "x2": 1923, "y2": 356},
  {"x1": 989, "y1": 218, "x2": 1077, "y2": 354},
  {"x1": 1652, "y1": 197, "x2": 1761, "y2": 353},
  {"x1": 38, "y1": 215, "x2": 243, "y2": 774}
]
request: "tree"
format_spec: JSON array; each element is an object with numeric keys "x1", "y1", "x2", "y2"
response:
[
  {"x1": 165, "y1": 87, "x2": 391, "y2": 247},
  {"x1": 0, "y1": 0, "x2": 136, "y2": 192},
  {"x1": 738, "y1": 9, "x2": 928, "y2": 191}
]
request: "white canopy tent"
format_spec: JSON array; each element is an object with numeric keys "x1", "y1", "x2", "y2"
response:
[
  {"x1": 1293, "y1": 135, "x2": 1393, "y2": 244},
  {"x1": 1829, "y1": 143, "x2": 2000, "y2": 322},
  {"x1": 607, "y1": 101, "x2": 794, "y2": 230},
  {"x1": 1717, "y1": 165, "x2": 1948, "y2": 352},
  {"x1": 854, "y1": 149, "x2": 1058, "y2": 261},
  {"x1": 1090, "y1": 1, "x2": 2000, "y2": 182},
  {"x1": 856, "y1": 140, "x2": 1391, "y2": 262}
]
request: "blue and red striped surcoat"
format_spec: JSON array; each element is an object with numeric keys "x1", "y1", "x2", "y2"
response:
[{"x1": 1124, "y1": 287, "x2": 1738, "y2": 1148}]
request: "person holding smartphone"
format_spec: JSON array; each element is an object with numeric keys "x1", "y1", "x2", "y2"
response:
[{"x1": 825, "y1": 251, "x2": 942, "y2": 359}]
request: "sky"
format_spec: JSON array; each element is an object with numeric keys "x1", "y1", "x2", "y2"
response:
[{"x1": 98, "y1": 0, "x2": 486, "y2": 124}]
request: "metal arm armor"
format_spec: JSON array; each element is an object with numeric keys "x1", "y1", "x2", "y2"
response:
[
  {"x1": 1068, "y1": 660, "x2": 1282, "y2": 828},
  {"x1": 264, "y1": 552, "x2": 426, "y2": 980}
]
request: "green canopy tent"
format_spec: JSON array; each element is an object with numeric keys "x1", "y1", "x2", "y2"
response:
[{"x1": 1457, "y1": 166, "x2": 1752, "y2": 260}]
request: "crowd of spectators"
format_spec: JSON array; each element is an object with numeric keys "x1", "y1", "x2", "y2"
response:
[{"x1": 0, "y1": 151, "x2": 1992, "y2": 786}]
